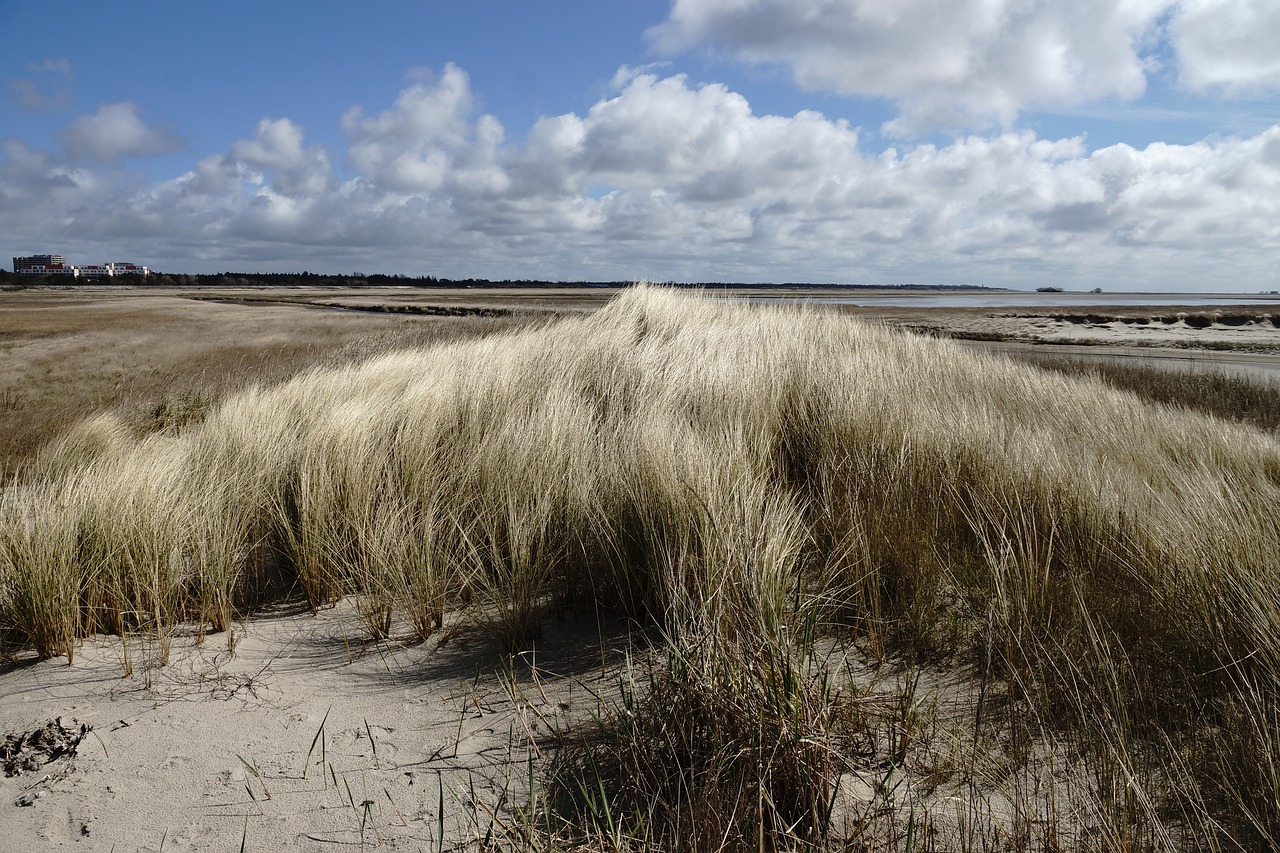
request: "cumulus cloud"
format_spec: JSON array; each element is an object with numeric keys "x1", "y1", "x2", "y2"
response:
[
  {"x1": 1169, "y1": 0, "x2": 1280, "y2": 94},
  {"x1": 136, "y1": 118, "x2": 339, "y2": 245},
  {"x1": 341, "y1": 63, "x2": 509, "y2": 196},
  {"x1": 649, "y1": 0, "x2": 1169, "y2": 134},
  {"x1": 59, "y1": 102, "x2": 182, "y2": 164},
  {"x1": 5, "y1": 66, "x2": 1279, "y2": 288},
  {"x1": 227, "y1": 118, "x2": 334, "y2": 196},
  {"x1": 507, "y1": 71, "x2": 864, "y2": 212},
  {"x1": 647, "y1": 0, "x2": 1280, "y2": 134}
]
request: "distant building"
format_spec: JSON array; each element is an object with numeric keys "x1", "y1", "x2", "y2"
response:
[
  {"x1": 12, "y1": 254, "x2": 151, "y2": 278},
  {"x1": 104, "y1": 261, "x2": 150, "y2": 276},
  {"x1": 13, "y1": 254, "x2": 66, "y2": 268},
  {"x1": 13, "y1": 254, "x2": 75, "y2": 277}
]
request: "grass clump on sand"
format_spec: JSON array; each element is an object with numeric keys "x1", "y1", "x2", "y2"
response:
[{"x1": 4, "y1": 285, "x2": 1280, "y2": 849}]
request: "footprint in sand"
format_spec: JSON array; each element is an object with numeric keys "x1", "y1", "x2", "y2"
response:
[
  {"x1": 355, "y1": 724, "x2": 398, "y2": 763},
  {"x1": 166, "y1": 822, "x2": 214, "y2": 848},
  {"x1": 331, "y1": 724, "x2": 400, "y2": 765}
]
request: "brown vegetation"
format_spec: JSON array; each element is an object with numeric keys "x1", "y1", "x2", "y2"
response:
[
  {"x1": 3, "y1": 286, "x2": 1280, "y2": 849},
  {"x1": 1012, "y1": 351, "x2": 1280, "y2": 434},
  {"x1": 0, "y1": 290, "x2": 529, "y2": 478}
]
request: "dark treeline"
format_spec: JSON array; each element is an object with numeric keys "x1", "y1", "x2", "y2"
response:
[
  {"x1": 1, "y1": 271, "x2": 156, "y2": 287},
  {"x1": 165, "y1": 272, "x2": 633, "y2": 288}
]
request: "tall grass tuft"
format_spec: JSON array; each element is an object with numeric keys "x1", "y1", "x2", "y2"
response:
[{"x1": 1, "y1": 482, "x2": 83, "y2": 662}]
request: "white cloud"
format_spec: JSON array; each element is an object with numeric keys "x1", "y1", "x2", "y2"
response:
[
  {"x1": 341, "y1": 62, "x2": 508, "y2": 195},
  {"x1": 647, "y1": 0, "x2": 1280, "y2": 133},
  {"x1": 512, "y1": 73, "x2": 864, "y2": 207},
  {"x1": 609, "y1": 62, "x2": 673, "y2": 91},
  {"x1": 0, "y1": 139, "x2": 82, "y2": 204},
  {"x1": 649, "y1": 0, "x2": 1170, "y2": 134},
  {"x1": 1169, "y1": 0, "x2": 1280, "y2": 94},
  {"x1": 229, "y1": 118, "x2": 309, "y2": 172},
  {"x1": 58, "y1": 102, "x2": 181, "y2": 163},
  {"x1": 5, "y1": 67, "x2": 1279, "y2": 289},
  {"x1": 227, "y1": 118, "x2": 334, "y2": 196}
]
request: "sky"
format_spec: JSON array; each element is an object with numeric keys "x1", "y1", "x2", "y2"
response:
[{"x1": 2, "y1": 1, "x2": 1278, "y2": 290}]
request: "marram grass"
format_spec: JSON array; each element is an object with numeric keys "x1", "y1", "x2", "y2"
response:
[{"x1": 3, "y1": 285, "x2": 1280, "y2": 849}]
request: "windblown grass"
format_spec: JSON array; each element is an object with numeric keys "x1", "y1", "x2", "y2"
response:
[
  {"x1": 1012, "y1": 351, "x2": 1280, "y2": 434},
  {"x1": 3, "y1": 286, "x2": 1280, "y2": 849}
]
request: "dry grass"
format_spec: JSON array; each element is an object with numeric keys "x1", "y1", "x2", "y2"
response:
[
  {"x1": 1012, "y1": 351, "x2": 1280, "y2": 434},
  {"x1": 0, "y1": 290, "x2": 529, "y2": 479},
  {"x1": 3, "y1": 286, "x2": 1280, "y2": 850}
]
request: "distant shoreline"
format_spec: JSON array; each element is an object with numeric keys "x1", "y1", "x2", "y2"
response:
[{"x1": 1, "y1": 272, "x2": 1006, "y2": 292}]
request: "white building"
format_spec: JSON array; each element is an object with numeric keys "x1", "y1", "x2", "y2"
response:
[
  {"x1": 12, "y1": 254, "x2": 151, "y2": 278},
  {"x1": 104, "y1": 262, "x2": 151, "y2": 276}
]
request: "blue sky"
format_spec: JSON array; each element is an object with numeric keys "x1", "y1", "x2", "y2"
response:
[{"x1": 2, "y1": 0, "x2": 1278, "y2": 290}]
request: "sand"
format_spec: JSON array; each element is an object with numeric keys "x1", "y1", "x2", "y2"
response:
[
  {"x1": 896, "y1": 310, "x2": 1280, "y2": 381},
  {"x1": 939, "y1": 313, "x2": 1280, "y2": 349},
  {"x1": 0, "y1": 601, "x2": 621, "y2": 851}
]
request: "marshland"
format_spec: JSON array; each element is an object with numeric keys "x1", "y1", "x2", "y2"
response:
[{"x1": 3, "y1": 283, "x2": 1280, "y2": 851}]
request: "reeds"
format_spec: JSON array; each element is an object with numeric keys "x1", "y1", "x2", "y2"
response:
[{"x1": 3, "y1": 285, "x2": 1280, "y2": 848}]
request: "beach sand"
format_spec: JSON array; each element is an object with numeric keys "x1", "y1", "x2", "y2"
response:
[{"x1": 0, "y1": 601, "x2": 621, "y2": 851}]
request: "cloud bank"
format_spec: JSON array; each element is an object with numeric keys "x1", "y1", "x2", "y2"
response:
[
  {"x1": 651, "y1": 0, "x2": 1165, "y2": 135},
  {"x1": 651, "y1": 0, "x2": 1280, "y2": 134},
  {"x1": 3, "y1": 0, "x2": 1279, "y2": 290}
]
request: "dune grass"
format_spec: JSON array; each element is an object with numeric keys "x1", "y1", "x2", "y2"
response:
[
  {"x1": 3, "y1": 285, "x2": 1280, "y2": 849},
  {"x1": 1010, "y1": 351, "x2": 1280, "y2": 435}
]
